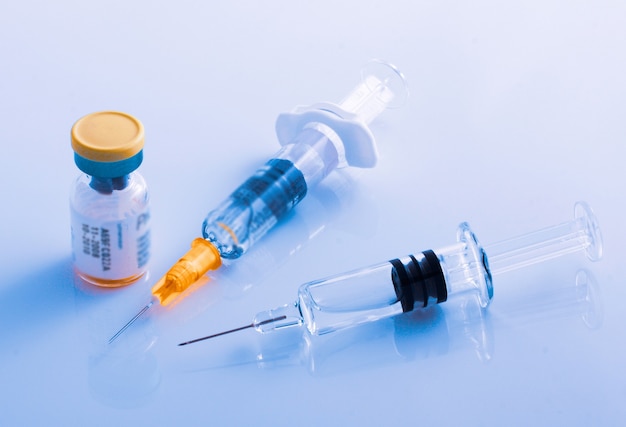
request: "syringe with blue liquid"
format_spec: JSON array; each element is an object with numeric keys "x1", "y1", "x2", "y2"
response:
[{"x1": 109, "y1": 61, "x2": 409, "y2": 343}]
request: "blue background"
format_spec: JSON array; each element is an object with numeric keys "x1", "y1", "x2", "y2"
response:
[{"x1": 1, "y1": 1, "x2": 625, "y2": 425}]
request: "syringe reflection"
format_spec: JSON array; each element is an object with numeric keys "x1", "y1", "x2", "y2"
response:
[{"x1": 72, "y1": 275, "x2": 161, "y2": 409}]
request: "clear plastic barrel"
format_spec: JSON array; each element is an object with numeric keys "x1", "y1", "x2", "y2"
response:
[
  {"x1": 203, "y1": 61, "x2": 408, "y2": 259},
  {"x1": 297, "y1": 262, "x2": 403, "y2": 335}
]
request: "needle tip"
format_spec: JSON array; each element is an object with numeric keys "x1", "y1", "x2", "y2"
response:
[
  {"x1": 176, "y1": 315, "x2": 288, "y2": 347},
  {"x1": 107, "y1": 301, "x2": 154, "y2": 344}
]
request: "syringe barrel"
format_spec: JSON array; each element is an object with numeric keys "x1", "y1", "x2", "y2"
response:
[
  {"x1": 297, "y1": 252, "x2": 448, "y2": 335},
  {"x1": 203, "y1": 126, "x2": 342, "y2": 258},
  {"x1": 203, "y1": 62, "x2": 407, "y2": 259},
  {"x1": 202, "y1": 156, "x2": 308, "y2": 258}
]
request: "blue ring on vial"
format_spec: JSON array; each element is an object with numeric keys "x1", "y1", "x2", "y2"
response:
[{"x1": 74, "y1": 150, "x2": 143, "y2": 178}]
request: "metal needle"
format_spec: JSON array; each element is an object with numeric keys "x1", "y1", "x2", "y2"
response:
[
  {"x1": 108, "y1": 300, "x2": 154, "y2": 344},
  {"x1": 178, "y1": 315, "x2": 287, "y2": 346}
]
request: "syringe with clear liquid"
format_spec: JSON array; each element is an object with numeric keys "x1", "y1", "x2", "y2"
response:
[
  {"x1": 178, "y1": 202, "x2": 602, "y2": 345},
  {"x1": 108, "y1": 61, "x2": 408, "y2": 343}
]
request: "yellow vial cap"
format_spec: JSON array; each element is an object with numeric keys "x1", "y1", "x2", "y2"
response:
[{"x1": 71, "y1": 111, "x2": 144, "y2": 162}]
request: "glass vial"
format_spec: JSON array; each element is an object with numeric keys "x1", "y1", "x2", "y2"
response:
[{"x1": 70, "y1": 111, "x2": 151, "y2": 287}]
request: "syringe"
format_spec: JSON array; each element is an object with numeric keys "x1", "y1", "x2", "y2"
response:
[
  {"x1": 178, "y1": 202, "x2": 602, "y2": 345},
  {"x1": 109, "y1": 61, "x2": 408, "y2": 343}
]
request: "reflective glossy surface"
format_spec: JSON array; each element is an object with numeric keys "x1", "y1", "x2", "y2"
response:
[{"x1": 1, "y1": 1, "x2": 625, "y2": 425}]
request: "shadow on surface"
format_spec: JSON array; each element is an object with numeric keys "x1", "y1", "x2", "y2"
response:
[{"x1": 0, "y1": 257, "x2": 74, "y2": 347}]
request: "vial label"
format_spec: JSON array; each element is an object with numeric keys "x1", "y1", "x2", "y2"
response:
[{"x1": 70, "y1": 207, "x2": 151, "y2": 281}]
